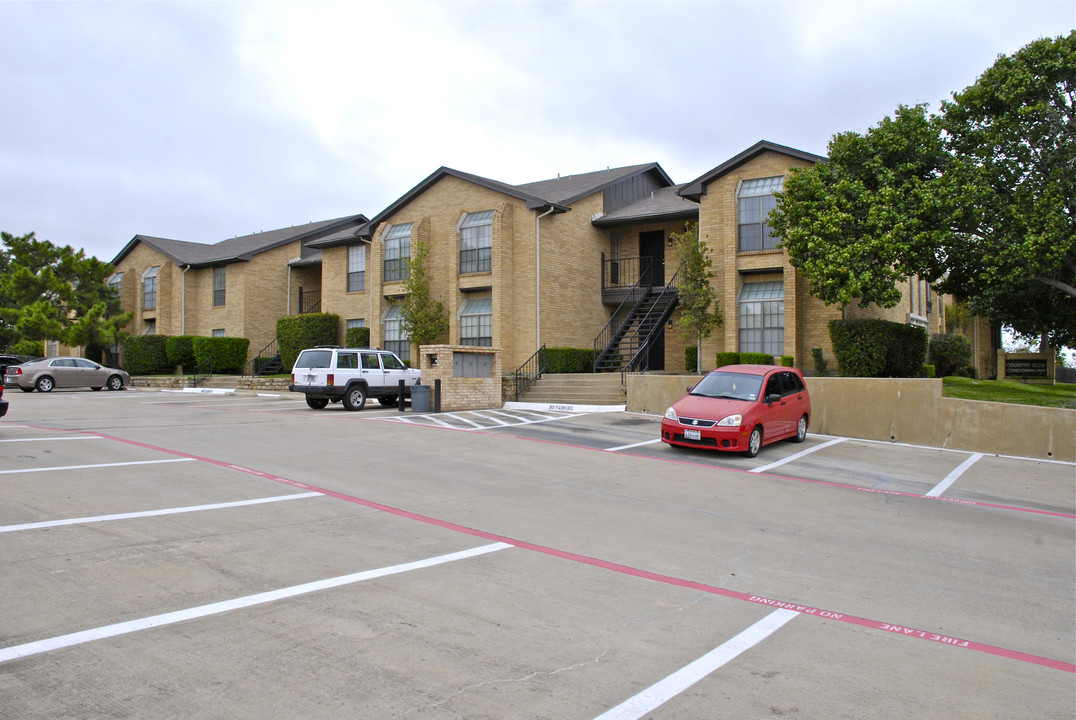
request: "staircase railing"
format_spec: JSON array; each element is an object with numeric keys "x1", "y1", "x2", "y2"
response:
[
  {"x1": 593, "y1": 259, "x2": 652, "y2": 371},
  {"x1": 241, "y1": 338, "x2": 283, "y2": 377},
  {"x1": 190, "y1": 357, "x2": 213, "y2": 388},
  {"x1": 618, "y1": 264, "x2": 683, "y2": 381},
  {"x1": 513, "y1": 344, "x2": 546, "y2": 401}
]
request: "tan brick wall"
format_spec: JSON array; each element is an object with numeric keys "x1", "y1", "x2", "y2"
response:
[{"x1": 417, "y1": 344, "x2": 503, "y2": 410}]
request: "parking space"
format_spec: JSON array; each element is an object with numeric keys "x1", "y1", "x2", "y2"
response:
[{"x1": 1, "y1": 389, "x2": 1073, "y2": 718}]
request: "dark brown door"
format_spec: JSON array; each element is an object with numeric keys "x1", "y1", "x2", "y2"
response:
[{"x1": 639, "y1": 230, "x2": 665, "y2": 286}]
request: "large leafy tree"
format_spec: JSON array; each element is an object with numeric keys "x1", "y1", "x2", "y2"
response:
[
  {"x1": 937, "y1": 32, "x2": 1075, "y2": 347},
  {"x1": 400, "y1": 240, "x2": 448, "y2": 348},
  {"x1": 671, "y1": 222, "x2": 723, "y2": 371},
  {"x1": 771, "y1": 32, "x2": 1075, "y2": 347},
  {"x1": 0, "y1": 231, "x2": 131, "y2": 352}
]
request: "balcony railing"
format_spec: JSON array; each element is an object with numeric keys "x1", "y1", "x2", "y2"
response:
[
  {"x1": 601, "y1": 255, "x2": 651, "y2": 291},
  {"x1": 298, "y1": 289, "x2": 321, "y2": 314}
]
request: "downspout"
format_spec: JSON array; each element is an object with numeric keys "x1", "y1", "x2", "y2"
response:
[
  {"x1": 181, "y1": 265, "x2": 189, "y2": 335},
  {"x1": 535, "y1": 206, "x2": 556, "y2": 348},
  {"x1": 287, "y1": 265, "x2": 292, "y2": 316}
]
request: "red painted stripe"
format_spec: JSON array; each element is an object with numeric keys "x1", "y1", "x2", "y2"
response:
[{"x1": 30, "y1": 425, "x2": 1076, "y2": 674}]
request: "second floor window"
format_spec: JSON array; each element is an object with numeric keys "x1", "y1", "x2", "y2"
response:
[
  {"x1": 459, "y1": 210, "x2": 493, "y2": 274},
  {"x1": 213, "y1": 266, "x2": 226, "y2": 306},
  {"x1": 347, "y1": 245, "x2": 366, "y2": 292},
  {"x1": 383, "y1": 223, "x2": 413, "y2": 282},
  {"x1": 738, "y1": 176, "x2": 784, "y2": 252},
  {"x1": 142, "y1": 266, "x2": 159, "y2": 310}
]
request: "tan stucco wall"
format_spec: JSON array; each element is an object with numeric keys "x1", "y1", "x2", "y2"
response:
[{"x1": 627, "y1": 374, "x2": 1075, "y2": 462}]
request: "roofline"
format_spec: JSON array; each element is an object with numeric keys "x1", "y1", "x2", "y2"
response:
[
  {"x1": 546, "y1": 163, "x2": 675, "y2": 206},
  {"x1": 592, "y1": 207, "x2": 700, "y2": 228},
  {"x1": 678, "y1": 141, "x2": 827, "y2": 201}
]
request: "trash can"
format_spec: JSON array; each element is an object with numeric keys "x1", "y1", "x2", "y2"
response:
[{"x1": 411, "y1": 384, "x2": 431, "y2": 412}]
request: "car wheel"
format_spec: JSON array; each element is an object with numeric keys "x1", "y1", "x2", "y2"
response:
[
  {"x1": 106, "y1": 375, "x2": 124, "y2": 391},
  {"x1": 378, "y1": 395, "x2": 397, "y2": 407},
  {"x1": 36, "y1": 376, "x2": 54, "y2": 393},
  {"x1": 744, "y1": 425, "x2": 763, "y2": 458},
  {"x1": 792, "y1": 414, "x2": 808, "y2": 443},
  {"x1": 305, "y1": 396, "x2": 329, "y2": 410},
  {"x1": 341, "y1": 385, "x2": 367, "y2": 411}
]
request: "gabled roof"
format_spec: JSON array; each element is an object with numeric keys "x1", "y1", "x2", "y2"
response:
[
  {"x1": 678, "y1": 141, "x2": 826, "y2": 201},
  {"x1": 592, "y1": 184, "x2": 698, "y2": 227},
  {"x1": 112, "y1": 215, "x2": 367, "y2": 267},
  {"x1": 354, "y1": 163, "x2": 675, "y2": 240}
]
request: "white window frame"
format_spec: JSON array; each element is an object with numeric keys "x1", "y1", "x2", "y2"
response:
[
  {"x1": 738, "y1": 280, "x2": 784, "y2": 356},
  {"x1": 213, "y1": 266, "x2": 226, "y2": 306},
  {"x1": 142, "y1": 266, "x2": 159, "y2": 310},
  {"x1": 381, "y1": 303, "x2": 410, "y2": 361},
  {"x1": 737, "y1": 177, "x2": 784, "y2": 252},
  {"x1": 383, "y1": 223, "x2": 413, "y2": 282},
  {"x1": 458, "y1": 297, "x2": 492, "y2": 347},
  {"x1": 347, "y1": 245, "x2": 366, "y2": 292},
  {"x1": 458, "y1": 210, "x2": 493, "y2": 274}
]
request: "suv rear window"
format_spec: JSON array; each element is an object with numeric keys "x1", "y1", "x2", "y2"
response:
[{"x1": 293, "y1": 349, "x2": 333, "y2": 369}]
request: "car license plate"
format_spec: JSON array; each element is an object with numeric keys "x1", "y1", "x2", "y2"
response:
[
  {"x1": 684, "y1": 429, "x2": 701, "y2": 441},
  {"x1": 306, "y1": 374, "x2": 316, "y2": 383}
]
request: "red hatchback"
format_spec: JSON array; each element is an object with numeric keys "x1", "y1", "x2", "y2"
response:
[{"x1": 660, "y1": 364, "x2": 811, "y2": 457}]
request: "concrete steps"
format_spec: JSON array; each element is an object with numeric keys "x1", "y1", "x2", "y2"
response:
[{"x1": 520, "y1": 373, "x2": 625, "y2": 406}]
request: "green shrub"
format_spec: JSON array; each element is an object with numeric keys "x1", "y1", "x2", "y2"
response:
[
  {"x1": 277, "y1": 313, "x2": 339, "y2": 371},
  {"x1": 811, "y1": 347, "x2": 830, "y2": 376},
  {"x1": 192, "y1": 336, "x2": 250, "y2": 374},
  {"x1": 830, "y1": 319, "x2": 927, "y2": 377},
  {"x1": 929, "y1": 333, "x2": 974, "y2": 378},
  {"x1": 123, "y1": 335, "x2": 171, "y2": 375},
  {"x1": 922, "y1": 364, "x2": 936, "y2": 378},
  {"x1": 739, "y1": 352, "x2": 774, "y2": 365},
  {"x1": 885, "y1": 324, "x2": 928, "y2": 377},
  {"x1": 780, "y1": 355, "x2": 794, "y2": 367},
  {"x1": 8, "y1": 339, "x2": 43, "y2": 357},
  {"x1": 545, "y1": 347, "x2": 594, "y2": 373},
  {"x1": 685, "y1": 346, "x2": 698, "y2": 373},
  {"x1": 165, "y1": 335, "x2": 201, "y2": 372},
  {"x1": 715, "y1": 352, "x2": 740, "y2": 368},
  {"x1": 345, "y1": 326, "x2": 371, "y2": 348}
]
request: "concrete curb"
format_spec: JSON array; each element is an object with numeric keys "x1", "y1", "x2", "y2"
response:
[{"x1": 504, "y1": 401, "x2": 627, "y2": 413}]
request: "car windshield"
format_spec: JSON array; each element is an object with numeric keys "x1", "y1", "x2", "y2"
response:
[{"x1": 690, "y1": 371, "x2": 763, "y2": 401}]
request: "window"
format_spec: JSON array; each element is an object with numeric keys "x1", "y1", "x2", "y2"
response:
[
  {"x1": 459, "y1": 297, "x2": 492, "y2": 347},
  {"x1": 738, "y1": 281, "x2": 784, "y2": 356},
  {"x1": 213, "y1": 266, "x2": 226, "y2": 306},
  {"x1": 459, "y1": 210, "x2": 493, "y2": 273},
  {"x1": 346, "y1": 318, "x2": 365, "y2": 329},
  {"x1": 738, "y1": 176, "x2": 783, "y2": 252},
  {"x1": 347, "y1": 245, "x2": 366, "y2": 292},
  {"x1": 212, "y1": 329, "x2": 225, "y2": 337},
  {"x1": 336, "y1": 352, "x2": 358, "y2": 369},
  {"x1": 361, "y1": 353, "x2": 381, "y2": 370},
  {"x1": 142, "y1": 266, "x2": 159, "y2": 310},
  {"x1": 382, "y1": 303, "x2": 409, "y2": 361},
  {"x1": 383, "y1": 223, "x2": 412, "y2": 282},
  {"x1": 108, "y1": 272, "x2": 123, "y2": 296}
]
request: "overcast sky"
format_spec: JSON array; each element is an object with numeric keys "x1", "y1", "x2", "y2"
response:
[{"x1": 2, "y1": 0, "x2": 1072, "y2": 263}]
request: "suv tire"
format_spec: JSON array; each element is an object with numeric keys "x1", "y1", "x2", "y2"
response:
[
  {"x1": 306, "y1": 396, "x2": 329, "y2": 410},
  {"x1": 342, "y1": 384, "x2": 367, "y2": 411}
]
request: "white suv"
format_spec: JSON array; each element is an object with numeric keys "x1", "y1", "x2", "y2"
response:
[{"x1": 289, "y1": 347, "x2": 421, "y2": 411}]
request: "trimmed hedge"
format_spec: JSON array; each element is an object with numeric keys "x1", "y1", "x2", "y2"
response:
[
  {"x1": 829, "y1": 319, "x2": 928, "y2": 377},
  {"x1": 345, "y1": 326, "x2": 371, "y2": 348},
  {"x1": 277, "y1": 313, "x2": 339, "y2": 371},
  {"x1": 715, "y1": 352, "x2": 740, "y2": 368},
  {"x1": 779, "y1": 355, "x2": 794, "y2": 367},
  {"x1": 165, "y1": 335, "x2": 200, "y2": 372},
  {"x1": 739, "y1": 352, "x2": 774, "y2": 365},
  {"x1": 929, "y1": 333, "x2": 973, "y2": 378},
  {"x1": 811, "y1": 347, "x2": 830, "y2": 376},
  {"x1": 192, "y1": 336, "x2": 250, "y2": 374},
  {"x1": 545, "y1": 347, "x2": 594, "y2": 373},
  {"x1": 685, "y1": 346, "x2": 698, "y2": 373},
  {"x1": 124, "y1": 335, "x2": 170, "y2": 375}
]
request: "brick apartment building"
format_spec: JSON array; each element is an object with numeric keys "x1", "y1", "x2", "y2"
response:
[{"x1": 107, "y1": 140, "x2": 963, "y2": 377}]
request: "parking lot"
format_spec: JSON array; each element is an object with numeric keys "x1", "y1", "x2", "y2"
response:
[{"x1": 2, "y1": 388, "x2": 1074, "y2": 719}]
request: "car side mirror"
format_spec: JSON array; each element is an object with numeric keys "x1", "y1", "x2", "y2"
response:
[
  {"x1": 765, "y1": 393, "x2": 781, "y2": 405},
  {"x1": 687, "y1": 384, "x2": 695, "y2": 392}
]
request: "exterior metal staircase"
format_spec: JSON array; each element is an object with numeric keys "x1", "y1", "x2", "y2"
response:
[{"x1": 593, "y1": 265, "x2": 680, "y2": 375}]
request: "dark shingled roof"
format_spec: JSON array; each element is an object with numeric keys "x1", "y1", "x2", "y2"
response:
[
  {"x1": 679, "y1": 140, "x2": 826, "y2": 201},
  {"x1": 592, "y1": 184, "x2": 698, "y2": 226},
  {"x1": 515, "y1": 163, "x2": 672, "y2": 206},
  {"x1": 112, "y1": 215, "x2": 366, "y2": 267}
]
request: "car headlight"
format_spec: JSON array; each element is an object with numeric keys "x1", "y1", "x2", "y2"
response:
[
  {"x1": 664, "y1": 407, "x2": 678, "y2": 421},
  {"x1": 716, "y1": 414, "x2": 742, "y2": 427}
]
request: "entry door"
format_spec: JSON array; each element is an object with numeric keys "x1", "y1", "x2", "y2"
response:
[{"x1": 639, "y1": 231, "x2": 665, "y2": 287}]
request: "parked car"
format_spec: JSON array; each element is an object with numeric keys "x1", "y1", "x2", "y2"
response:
[
  {"x1": 0, "y1": 354, "x2": 37, "y2": 383},
  {"x1": 5, "y1": 357, "x2": 130, "y2": 393},
  {"x1": 660, "y1": 364, "x2": 811, "y2": 457},
  {"x1": 0, "y1": 381, "x2": 7, "y2": 418},
  {"x1": 290, "y1": 346, "x2": 421, "y2": 410}
]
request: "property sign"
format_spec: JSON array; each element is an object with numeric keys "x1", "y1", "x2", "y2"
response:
[{"x1": 1005, "y1": 358, "x2": 1048, "y2": 379}]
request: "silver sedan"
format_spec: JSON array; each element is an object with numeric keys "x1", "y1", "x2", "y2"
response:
[{"x1": 5, "y1": 357, "x2": 130, "y2": 392}]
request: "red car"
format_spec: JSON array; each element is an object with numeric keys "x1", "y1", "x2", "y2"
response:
[{"x1": 661, "y1": 364, "x2": 811, "y2": 457}]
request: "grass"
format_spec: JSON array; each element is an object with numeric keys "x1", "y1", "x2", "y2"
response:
[{"x1": 942, "y1": 376, "x2": 1076, "y2": 409}]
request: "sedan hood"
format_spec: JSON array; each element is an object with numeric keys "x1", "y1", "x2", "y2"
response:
[{"x1": 673, "y1": 393, "x2": 752, "y2": 420}]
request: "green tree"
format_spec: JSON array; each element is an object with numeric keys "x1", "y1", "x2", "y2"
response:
[
  {"x1": 0, "y1": 231, "x2": 131, "y2": 352},
  {"x1": 400, "y1": 240, "x2": 448, "y2": 348},
  {"x1": 671, "y1": 222, "x2": 722, "y2": 371},
  {"x1": 937, "y1": 31, "x2": 1076, "y2": 348},
  {"x1": 769, "y1": 104, "x2": 948, "y2": 312}
]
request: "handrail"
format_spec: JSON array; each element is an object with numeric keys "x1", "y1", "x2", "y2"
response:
[
  {"x1": 190, "y1": 357, "x2": 213, "y2": 388},
  {"x1": 241, "y1": 338, "x2": 281, "y2": 376},
  {"x1": 618, "y1": 263, "x2": 683, "y2": 381},
  {"x1": 513, "y1": 344, "x2": 546, "y2": 401},
  {"x1": 593, "y1": 257, "x2": 652, "y2": 371}
]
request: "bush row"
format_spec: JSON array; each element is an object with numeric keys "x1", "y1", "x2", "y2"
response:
[
  {"x1": 123, "y1": 335, "x2": 250, "y2": 375},
  {"x1": 277, "y1": 313, "x2": 339, "y2": 372},
  {"x1": 829, "y1": 319, "x2": 927, "y2": 377}
]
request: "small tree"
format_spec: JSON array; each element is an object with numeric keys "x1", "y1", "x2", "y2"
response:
[
  {"x1": 671, "y1": 222, "x2": 722, "y2": 372},
  {"x1": 401, "y1": 240, "x2": 448, "y2": 349}
]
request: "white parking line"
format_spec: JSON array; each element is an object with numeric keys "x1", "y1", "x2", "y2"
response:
[
  {"x1": 593, "y1": 609, "x2": 799, "y2": 719},
  {"x1": 0, "y1": 542, "x2": 512, "y2": 664},
  {"x1": 0, "y1": 492, "x2": 322, "y2": 533},
  {"x1": 604, "y1": 438, "x2": 663, "y2": 452},
  {"x1": 926, "y1": 452, "x2": 984, "y2": 497},
  {"x1": 0, "y1": 436, "x2": 102, "y2": 444},
  {"x1": 750, "y1": 437, "x2": 846, "y2": 473},
  {"x1": 0, "y1": 458, "x2": 195, "y2": 475}
]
